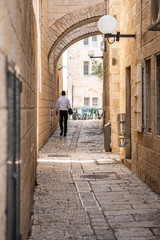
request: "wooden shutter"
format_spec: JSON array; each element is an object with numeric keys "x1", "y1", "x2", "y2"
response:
[{"x1": 135, "y1": 62, "x2": 143, "y2": 132}]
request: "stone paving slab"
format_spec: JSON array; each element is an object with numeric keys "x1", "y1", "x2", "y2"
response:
[{"x1": 28, "y1": 121, "x2": 160, "y2": 240}]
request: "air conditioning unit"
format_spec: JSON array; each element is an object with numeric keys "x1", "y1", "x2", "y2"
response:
[{"x1": 149, "y1": 0, "x2": 160, "y2": 31}]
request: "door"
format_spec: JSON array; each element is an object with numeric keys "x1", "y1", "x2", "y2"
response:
[{"x1": 126, "y1": 67, "x2": 131, "y2": 159}]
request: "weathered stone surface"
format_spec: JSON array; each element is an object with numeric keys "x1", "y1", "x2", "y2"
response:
[
  {"x1": 29, "y1": 121, "x2": 160, "y2": 240},
  {"x1": 0, "y1": 0, "x2": 38, "y2": 239}
]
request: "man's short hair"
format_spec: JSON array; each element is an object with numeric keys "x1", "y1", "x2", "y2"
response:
[{"x1": 62, "y1": 90, "x2": 66, "y2": 96}]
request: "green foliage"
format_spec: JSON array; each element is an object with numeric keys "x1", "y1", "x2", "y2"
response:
[{"x1": 92, "y1": 62, "x2": 103, "y2": 80}]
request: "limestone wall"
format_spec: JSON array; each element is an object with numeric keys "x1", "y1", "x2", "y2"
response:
[
  {"x1": 0, "y1": 0, "x2": 38, "y2": 239},
  {"x1": 48, "y1": 0, "x2": 103, "y2": 25},
  {"x1": 119, "y1": 0, "x2": 160, "y2": 193},
  {"x1": 38, "y1": 0, "x2": 58, "y2": 149}
]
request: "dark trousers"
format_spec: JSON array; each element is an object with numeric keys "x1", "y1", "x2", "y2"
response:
[{"x1": 59, "y1": 110, "x2": 68, "y2": 134}]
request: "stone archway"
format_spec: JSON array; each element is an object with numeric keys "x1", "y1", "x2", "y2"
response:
[
  {"x1": 39, "y1": 1, "x2": 106, "y2": 148},
  {"x1": 48, "y1": 2, "x2": 105, "y2": 56},
  {"x1": 48, "y1": 2, "x2": 105, "y2": 71}
]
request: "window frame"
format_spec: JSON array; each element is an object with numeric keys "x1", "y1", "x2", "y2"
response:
[
  {"x1": 92, "y1": 97, "x2": 98, "y2": 106},
  {"x1": 83, "y1": 61, "x2": 89, "y2": 76},
  {"x1": 92, "y1": 36, "x2": 98, "y2": 47},
  {"x1": 144, "y1": 58, "x2": 152, "y2": 133},
  {"x1": 155, "y1": 54, "x2": 160, "y2": 136},
  {"x1": 84, "y1": 97, "x2": 90, "y2": 107},
  {"x1": 83, "y1": 38, "x2": 89, "y2": 46}
]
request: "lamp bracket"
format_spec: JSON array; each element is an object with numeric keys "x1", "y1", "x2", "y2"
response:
[
  {"x1": 105, "y1": 31, "x2": 136, "y2": 42},
  {"x1": 90, "y1": 56, "x2": 103, "y2": 59}
]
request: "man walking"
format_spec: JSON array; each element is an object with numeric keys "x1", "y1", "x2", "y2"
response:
[{"x1": 56, "y1": 90, "x2": 71, "y2": 137}]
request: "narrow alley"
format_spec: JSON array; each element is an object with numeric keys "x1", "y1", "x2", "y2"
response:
[
  {"x1": 1, "y1": 1, "x2": 160, "y2": 240},
  {"x1": 28, "y1": 121, "x2": 160, "y2": 240}
]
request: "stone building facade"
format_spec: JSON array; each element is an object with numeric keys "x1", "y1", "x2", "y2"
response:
[
  {"x1": 124, "y1": 0, "x2": 160, "y2": 194},
  {"x1": 105, "y1": 0, "x2": 160, "y2": 193},
  {"x1": 0, "y1": 1, "x2": 39, "y2": 240},
  {"x1": 67, "y1": 35, "x2": 103, "y2": 112}
]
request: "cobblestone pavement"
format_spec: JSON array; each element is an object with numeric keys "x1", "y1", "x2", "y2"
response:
[{"x1": 28, "y1": 120, "x2": 160, "y2": 240}]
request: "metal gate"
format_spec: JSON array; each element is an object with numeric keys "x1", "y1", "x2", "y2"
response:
[{"x1": 6, "y1": 62, "x2": 22, "y2": 240}]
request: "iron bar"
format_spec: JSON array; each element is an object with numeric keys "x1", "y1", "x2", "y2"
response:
[
  {"x1": 105, "y1": 32, "x2": 136, "y2": 42},
  {"x1": 90, "y1": 56, "x2": 103, "y2": 59}
]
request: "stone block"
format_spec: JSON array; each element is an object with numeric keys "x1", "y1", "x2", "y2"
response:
[{"x1": 115, "y1": 228, "x2": 153, "y2": 238}]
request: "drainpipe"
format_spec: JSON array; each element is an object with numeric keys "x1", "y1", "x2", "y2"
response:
[{"x1": 140, "y1": 0, "x2": 144, "y2": 128}]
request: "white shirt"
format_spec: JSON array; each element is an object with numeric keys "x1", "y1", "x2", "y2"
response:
[{"x1": 56, "y1": 96, "x2": 71, "y2": 111}]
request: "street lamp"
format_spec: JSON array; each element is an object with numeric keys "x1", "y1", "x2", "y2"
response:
[
  {"x1": 98, "y1": 15, "x2": 136, "y2": 44},
  {"x1": 88, "y1": 50, "x2": 103, "y2": 59}
]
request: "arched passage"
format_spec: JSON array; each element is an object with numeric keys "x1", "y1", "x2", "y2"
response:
[
  {"x1": 39, "y1": 1, "x2": 105, "y2": 149},
  {"x1": 48, "y1": 3, "x2": 105, "y2": 72},
  {"x1": 48, "y1": 2, "x2": 104, "y2": 56}
]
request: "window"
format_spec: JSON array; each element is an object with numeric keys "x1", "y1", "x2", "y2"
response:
[
  {"x1": 92, "y1": 97, "x2": 98, "y2": 106},
  {"x1": 156, "y1": 55, "x2": 160, "y2": 135},
  {"x1": 92, "y1": 36, "x2": 97, "y2": 47},
  {"x1": 145, "y1": 59, "x2": 151, "y2": 133},
  {"x1": 84, "y1": 61, "x2": 89, "y2": 76},
  {"x1": 84, "y1": 97, "x2": 90, "y2": 106},
  {"x1": 83, "y1": 38, "x2": 89, "y2": 46}
]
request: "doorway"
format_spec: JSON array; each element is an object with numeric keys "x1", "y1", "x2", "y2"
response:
[{"x1": 126, "y1": 66, "x2": 131, "y2": 159}]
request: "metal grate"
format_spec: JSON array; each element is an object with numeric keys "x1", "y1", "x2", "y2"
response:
[
  {"x1": 6, "y1": 62, "x2": 22, "y2": 240},
  {"x1": 80, "y1": 172, "x2": 119, "y2": 180},
  {"x1": 48, "y1": 154, "x2": 70, "y2": 158},
  {"x1": 81, "y1": 174, "x2": 109, "y2": 179}
]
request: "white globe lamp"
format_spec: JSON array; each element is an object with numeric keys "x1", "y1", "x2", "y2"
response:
[
  {"x1": 88, "y1": 50, "x2": 95, "y2": 58},
  {"x1": 98, "y1": 15, "x2": 117, "y2": 34}
]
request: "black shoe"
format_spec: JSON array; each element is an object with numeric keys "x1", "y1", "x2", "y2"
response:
[
  {"x1": 64, "y1": 133, "x2": 67, "y2": 137},
  {"x1": 60, "y1": 131, "x2": 63, "y2": 136}
]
